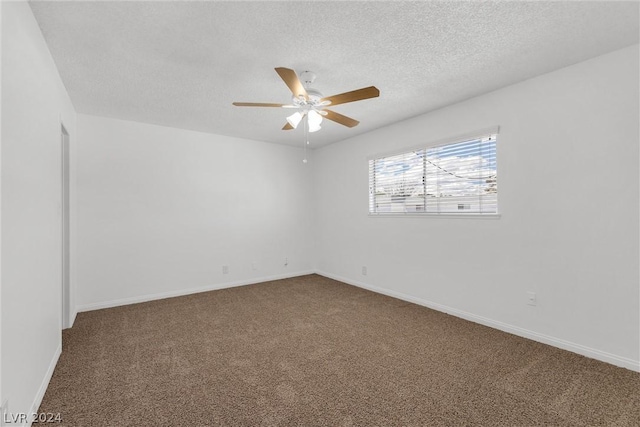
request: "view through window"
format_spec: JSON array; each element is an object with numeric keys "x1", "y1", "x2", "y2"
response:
[{"x1": 368, "y1": 132, "x2": 498, "y2": 215}]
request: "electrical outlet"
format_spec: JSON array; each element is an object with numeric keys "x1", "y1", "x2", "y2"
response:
[
  {"x1": 222, "y1": 265, "x2": 229, "y2": 275},
  {"x1": 251, "y1": 262, "x2": 257, "y2": 271},
  {"x1": 284, "y1": 257, "x2": 288, "y2": 267},
  {"x1": 362, "y1": 266, "x2": 367, "y2": 276},
  {"x1": 526, "y1": 291, "x2": 536, "y2": 306}
]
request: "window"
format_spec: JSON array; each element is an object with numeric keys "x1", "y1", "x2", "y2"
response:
[{"x1": 369, "y1": 131, "x2": 498, "y2": 215}]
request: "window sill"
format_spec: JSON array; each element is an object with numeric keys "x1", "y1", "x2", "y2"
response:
[{"x1": 368, "y1": 213, "x2": 501, "y2": 219}]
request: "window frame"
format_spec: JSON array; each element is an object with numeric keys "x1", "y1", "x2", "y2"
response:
[{"x1": 368, "y1": 127, "x2": 501, "y2": 218}]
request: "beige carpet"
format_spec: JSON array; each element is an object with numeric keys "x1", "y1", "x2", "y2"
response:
[{"x1": 38, "y1": 274, "x2": 639, "y2": 426}]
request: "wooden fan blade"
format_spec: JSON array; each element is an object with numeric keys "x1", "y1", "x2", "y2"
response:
[
  {"x1": 324, "y1": 109, "x2": 360, "y2": 128},
  {"x1": 275, "y1": 67, "x2": 308, "y2": 100},
  {"x1": 233, "y1": 102, "x2": 288, "y2": 107},
  {"x1": 322, "y1": 86, "x2": 379, "y2": 107}
]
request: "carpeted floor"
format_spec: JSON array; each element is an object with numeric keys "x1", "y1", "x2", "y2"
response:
[{"x1": 39, "y1": 274, "x2": 639, "y2": 426}]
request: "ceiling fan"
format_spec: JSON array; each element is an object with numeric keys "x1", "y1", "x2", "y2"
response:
[{"x1": 233, "y1": 67, "x2": 379, "y2": 133}]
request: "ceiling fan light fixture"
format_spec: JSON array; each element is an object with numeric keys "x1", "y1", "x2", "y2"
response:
[
  {"x1": 232, "y1": 67, "x2": 379, "y2": 133},
  {"x1": 308, "y1": 109, "x2": 322, "y2": 124},
  {"x1": 286, "y1": 111, "x2": 303, "y2": 129},
  {"x1": 307, "y1": 110, "x2": 322, "y2": 133},
  {"x1": 308, "y1": 123, "x2": 321, "y2": 133}
]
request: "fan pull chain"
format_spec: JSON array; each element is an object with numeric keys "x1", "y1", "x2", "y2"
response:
[{"x1": 303, "y1": 116, "x2": 309, "y2": 164}]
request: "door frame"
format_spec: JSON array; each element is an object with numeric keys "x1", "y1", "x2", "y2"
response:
[{"x1": 61, "y1": 123, "x2": 70, "y2": 330}]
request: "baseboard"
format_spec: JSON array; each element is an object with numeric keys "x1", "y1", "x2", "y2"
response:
[
  {"x1": 76, "y1": 270, "x2": 315, "y2": 313},
  {"x1": 24, "y1": 343, "x2": 62, "y2": 427},
  {"x1": 68, "y1": 307, "x2": 78, "y2": 329},
  {"x1": 315, "y1": 270, "x2": 640, "y2": 373}
]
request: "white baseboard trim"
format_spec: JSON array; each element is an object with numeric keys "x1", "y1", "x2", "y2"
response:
[
  {"x1": 68, "y1": 308, "x2": 78, "y2": 329},
  {"x1": 76, "y1": 270, "x2": 315, "y2": 313},
  {"x1": 315, "y1": 270, "x2": 640, "y2": 373},
  {"x1": 25, "y1": 343, "x2": 62, "y2": 427}
]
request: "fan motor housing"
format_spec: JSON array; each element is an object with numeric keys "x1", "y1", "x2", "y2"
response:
[
  {"x1": 306, "y1": 88, "x2": 323, "y2": 103},
  {"x1": 292, "y1": 88, "x2": 324, "y2": 106}
]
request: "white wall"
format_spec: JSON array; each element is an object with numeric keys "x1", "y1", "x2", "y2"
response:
[
  {"x1": 313, "y1": 45, "x2": 640, "y2": 371},
  {"x1": 1, "y1": 1, "x2": 77, "y2": 422},
  {"x1": 75, "y1": 115, "x2": 313, "y2": 310}
]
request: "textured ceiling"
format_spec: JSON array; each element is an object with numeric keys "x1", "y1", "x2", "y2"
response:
[{"x1": 30, "y1": 1, "x2": 639, "y2": 148}]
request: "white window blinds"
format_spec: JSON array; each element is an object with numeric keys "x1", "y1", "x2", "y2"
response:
[{"x1": 369, "y1": 132, "x2": 498, "y2": 215}]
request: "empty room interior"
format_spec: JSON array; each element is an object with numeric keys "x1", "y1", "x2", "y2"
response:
[{"x1": 2, "y1": 1, "x2": 640, "y2": 426}]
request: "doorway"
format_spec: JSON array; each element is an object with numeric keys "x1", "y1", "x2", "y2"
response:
[{"x1": 61, "y1": 125, "x2": 70, "y2": 329}]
